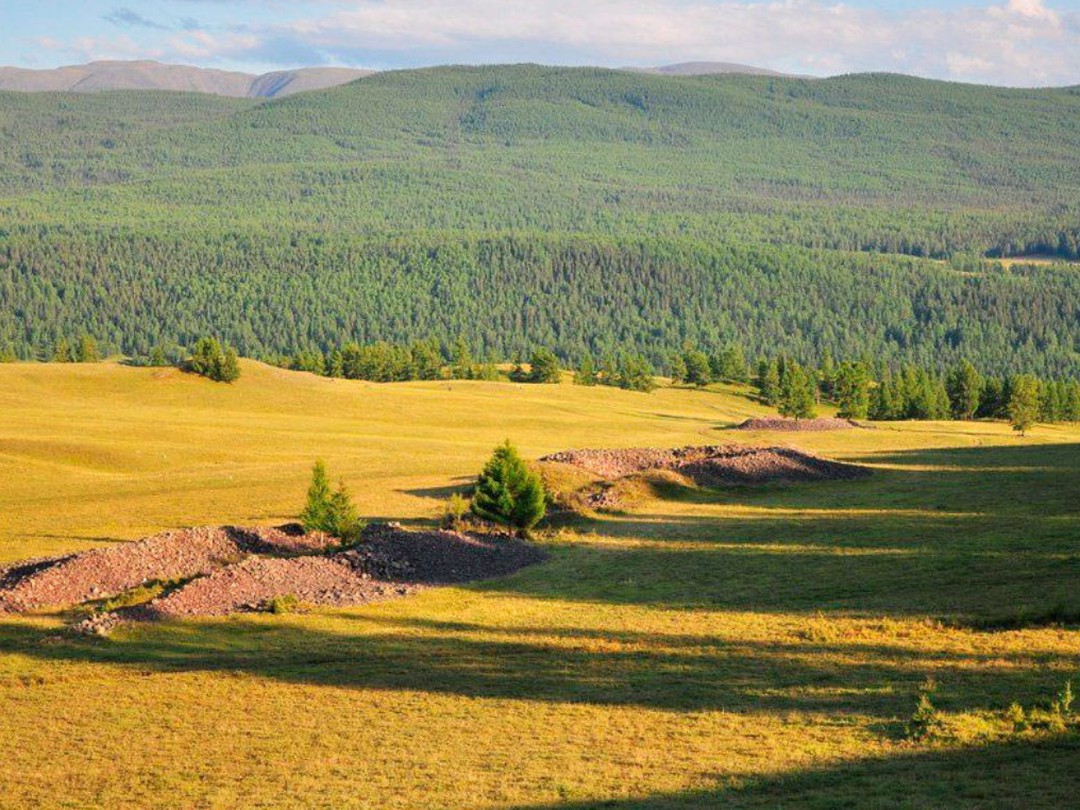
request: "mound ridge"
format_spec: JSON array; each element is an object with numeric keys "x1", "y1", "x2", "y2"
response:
[
  {"x1": 540, "y1": 444, "x2": 868, "y2": 486},
  {"x1": 0, "y1": 523, "x2": 545, "y2": 629},
  {"x1": 0, "y1": 525, "x2": 334, "y2": 614}
]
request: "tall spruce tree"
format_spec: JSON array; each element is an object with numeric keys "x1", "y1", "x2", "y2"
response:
[{"x1": 471, "y1": 440, "x2": 546, "y2": 535}]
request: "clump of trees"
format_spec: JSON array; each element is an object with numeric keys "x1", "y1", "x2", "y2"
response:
[
  {"x1": 571, "y1": 353, "x2": 655, "y2": 392},
  {"x1": 471, "y1": 440, "x2": 547, "y2": 536},
  {"x1": 740, "y1": 349, "x2": 1080, "y2": 432},
  {"x1": 511, "y1": 348, "x2": 561, "y2": 383},
  {"x1": 300, "y1": 460, "x2": 364, "y2": 543},
  {"x1": 756, "y1": 357, "x2": 817, "y2": 420},
  {"x1": 670, "y1": 344, "x2": 750, "y2": 387},
  {"x1": 50, "y1": 336, "x2": 101, "y2": 363},
  {"x1": 186, "y1": 337, "x2": 241, "y2": 382}
]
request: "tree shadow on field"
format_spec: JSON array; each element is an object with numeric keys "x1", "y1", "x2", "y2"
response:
[
  {"x1": 503, "y1": 442, "x2": 1080, "y2": 620},
  {"x1": 0, "y1": 443, "x2": 1077, "y2": 721},
  {"x1": 511, "y1": 734, "x2": 1080, "y2": 809},
  {"x1": 397, "y1": 477, "x2": 473, "y2": 501},
  {"x1": 0, "y1": 613, "x2": 1075, "y2": 717}
]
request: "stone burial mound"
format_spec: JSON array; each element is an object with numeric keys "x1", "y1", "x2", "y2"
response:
[
  {"x1": 0, "y1": 523, "x2": 546, "y2": 632},
  {"x1": 541, "y1": 444, "x2": 869, "y2": 490},
  {"x1": 733, "y1": 417, "x2": 866, "y2": 431}
]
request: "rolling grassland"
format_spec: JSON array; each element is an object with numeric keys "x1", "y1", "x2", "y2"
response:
[{"x1": 1, "y1": 361, "x2": 1078, "y2": 808}]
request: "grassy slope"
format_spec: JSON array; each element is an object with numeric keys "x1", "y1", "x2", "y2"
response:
[{"x1": 1, "y1": 362, "x2": 1078, "y2": 808}]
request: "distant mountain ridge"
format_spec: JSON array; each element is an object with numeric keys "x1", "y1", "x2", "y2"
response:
[
  {"x1": 0, "y1": 59, "x2": 802, "y2": 98},
  {"x1": 0, "y1": 60, "x2": 374, "y2": 98}
]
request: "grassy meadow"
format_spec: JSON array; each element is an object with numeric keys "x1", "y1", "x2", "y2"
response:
[{"x1": 1, "y1": 360, "x2": 1078, "y2": 808}]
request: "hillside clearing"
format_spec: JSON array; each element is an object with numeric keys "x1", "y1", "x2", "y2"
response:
[{"x1": 0, "y1": 361, "x2": 1078, "y2": 808}]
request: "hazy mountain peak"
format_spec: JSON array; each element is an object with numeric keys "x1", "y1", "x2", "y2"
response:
[{"x1": 0, "y1": 60, "x2": 374, "y2": 98}]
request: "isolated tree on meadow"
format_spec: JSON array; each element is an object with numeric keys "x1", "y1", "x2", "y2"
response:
[
  {"x1": 301, "y1": 460, "x2": 333, "y2": 532},
  {"x1": 188, "y1": 337, "x2": 241, "y2": 382},
  {"x1": 471, "y1": 440, "x2": 546, "y2": 535},
  {"x1": 301, "y1": 460, "x2": 363, "y2": 542},
  {"x1": 1007, "y1": 375, "x2": 1041, "y2": 436}
]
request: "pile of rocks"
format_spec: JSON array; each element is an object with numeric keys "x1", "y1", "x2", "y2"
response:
[
  {"x1": 0, "y1": 525, "x2": 335, "y2": 614},
  {"x1": 2, "y1": 522, "x2": 546, "y2": 628},
  {"x1": 542, "y1": 444, "x2": 869, "y2": 488}
]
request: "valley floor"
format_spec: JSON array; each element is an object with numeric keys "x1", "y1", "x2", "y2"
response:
[{"x1": 1, "y1": 362, "x2": 1078, "y2": 808}]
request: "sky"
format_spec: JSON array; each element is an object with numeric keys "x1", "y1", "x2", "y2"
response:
[{"x1": 0, "y1": 0, "x2": 1078, "y2": 87}]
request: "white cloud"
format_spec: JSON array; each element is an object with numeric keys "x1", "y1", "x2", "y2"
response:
[{"x1": 43, "y1": 0, "x2": 1080, "y2": 86}]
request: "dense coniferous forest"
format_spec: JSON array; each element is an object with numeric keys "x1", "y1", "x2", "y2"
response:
[{"x1": 1, "y1": 65, "x2": 1079, "y2": 374}]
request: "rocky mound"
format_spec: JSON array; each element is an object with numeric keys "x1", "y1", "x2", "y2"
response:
[
  {"x1": 0, "y1": 525, "x2": 334, "y2": 614},
  {"x1": 1, "y1": 523, "x2": 546, "y2": 629},
  {"x1": 734, "y1": 417, "x2": 864, "y2": 431},
  {"x1": 541, "y1": 444, "x2": 868, "y2": 488},
  {"x1": 139, "y1": 523, "x2": 545, "y2": 619}
]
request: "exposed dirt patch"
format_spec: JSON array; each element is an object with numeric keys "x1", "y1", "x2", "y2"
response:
[
  {"x1": 0, "y1": 525, "x2": 334, "y2": 614},
  {"x1": 541, "y1": 444, "x2": 867, "y2": 485},
  {"x1": 2, "y1": 522, "x2": 546, "y2": 630},
  {"x1": 734, "y1": 417, "x2": 866, "y2": 431}
]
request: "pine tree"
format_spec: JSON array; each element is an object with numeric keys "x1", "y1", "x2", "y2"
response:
[
  {"x1": 452, "y1": 336, "x2": 474, "y2": 380},
  {"x1": 668, "y1": 353, "x2": 687, "y2": 385},
  {"x1": 76, "y1": 335, "x2": 101, "y2": 363},
  {"x1": 301, "y1": 460, "x2": 333, "y2": 532},
  {"x1": 52, "y1": 338, "x2": 72, "y2": 363},
  {"x1": 946, "y1": 361, "x2": 982, "y2": 420},
  {"x1": 216, "y1": 347, "x2": 241, "y2": 382},
  {"x1": 617, "y1": 354, "x2": 656, "y2": 392},
  {"x1": 528, "y1": 348, "x2": 561, "y2": 383},
  {"x1": 327, "y1": 479, "x2": 363, "y2": 543},
  {"x1": 834, "y1": 361, "x2": 870, "y2": 419},
  {"x1": 683, "y1": 350, "x2": 711, "y2": 387},
  {"x1": 778, "y1": 362, "x2": 817, "y2": 420},
  {"x1": 758, "y1": 358, "x2": 781, "y2": 406},
  {"x1": 471, "y1": 440, "x2": 546, "y2": 535},
  {"x1": 1008, "y1": 375, "x2": 1041, "y2": 436},
  {"x1": 574, "y1": 355, "x2": 598, "y2": 386}
]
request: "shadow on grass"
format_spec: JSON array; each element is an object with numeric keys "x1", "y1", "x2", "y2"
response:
[
  {"x1": 0, "y1": 610, "x2": 1075, "y2": 717},
  {"x1": 506, "y1": 442, "x2": 1080, "y2": 618},
  {"x1": 511, "y1": 734, "x2": 1080, "y2": 809}
]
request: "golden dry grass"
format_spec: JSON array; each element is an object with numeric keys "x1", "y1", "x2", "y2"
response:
[{"x1": 1, "y1": 361, "x2": 1078, "y2": 808}]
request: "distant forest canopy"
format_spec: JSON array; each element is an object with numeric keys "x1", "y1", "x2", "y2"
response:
[{"x1": 0, "y1": 65, "x2": 1078, "y2": 374}]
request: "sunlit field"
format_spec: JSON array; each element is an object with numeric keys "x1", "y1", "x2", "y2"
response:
[{"x1": 1, "y1": 361, "x2": 1078, "y2": 808}]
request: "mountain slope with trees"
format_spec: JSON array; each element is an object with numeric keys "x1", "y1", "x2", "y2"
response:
[{"x1": 1, "y1": 65, "x2": 1078, "y2": 374}]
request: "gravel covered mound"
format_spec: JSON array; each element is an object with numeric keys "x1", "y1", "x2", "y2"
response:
[
  {"x1": 0, "y1": 525, "x2": 334, "y2": 614},
  {"x1": 541, "y1": 446, "x2": 728, "y2": 479},
  {"x1": 734, "y1": 417, "x2": 864, "y2": 431},
  {"x1": 678, "y1": 447, "x2": 868, "y2": 485},
  {"x1": 541, "y1": 444, "x2": 868, "y2": 486},
  {"x1": 137, "y1": 523, "x2": 545, "y2": 619}
]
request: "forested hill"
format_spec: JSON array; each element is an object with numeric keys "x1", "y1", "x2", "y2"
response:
[{"x1": 1, "y1": 65, "x2": 1079, "y2": 373}]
